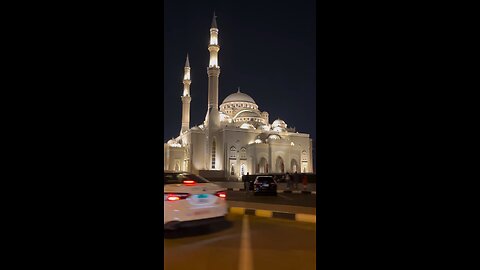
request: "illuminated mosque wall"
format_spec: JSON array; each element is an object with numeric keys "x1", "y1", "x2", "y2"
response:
[{"x1": 164, "y1": 14, "x2": 313, "y2": 180}]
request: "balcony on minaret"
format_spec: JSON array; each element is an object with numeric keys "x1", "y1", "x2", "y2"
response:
[
  {"x1": 183, "y1": 85, "x2": 190, "y2": 97},
  {"x1": 210, "y1": 31, "x2": 218, "y2": 45},
  {"x1": 208, "y1": 46, "x2": 220, "y2": 68},
  {"x1": 183, "y1": 69, "x2": 190, "y2": 81},
  {"x1": 209, "y1": 56, "x2": 218, "y2": 68}
]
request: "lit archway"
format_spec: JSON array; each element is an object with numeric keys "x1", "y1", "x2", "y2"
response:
[
  {"x1": 174, "y1": 161, "x2": 180, "y2": 172},
  {"x1": 275, "y1": 156, "x2": 285, "y2": 173},
  {"x1": 259, "y1": 157, "x2": 267, "y2": 173},
  {"x1": 291, "y1": 159, "x2": 298, "y2": 173},
  {"x1": 241, "y1": 164, "x2": 246, "y2": 176}
]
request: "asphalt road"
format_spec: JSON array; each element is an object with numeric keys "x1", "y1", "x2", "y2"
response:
[
  {"x1": 164, "y1": 213, "x2": 316, "y2": 270},
  {"x1": 226, "y1": 190, "x2": 317, "y2": 208}
]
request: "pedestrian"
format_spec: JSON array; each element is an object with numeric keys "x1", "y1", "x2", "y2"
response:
[
  {"x1": 285, "y1": 172, "x2": 291, "y2": 190},
  {"x1": 244, "y1": 172, "x2": 250, "y2": 192},
  {"x1": 302, "y1": 174, "x2": 308, "y2": 191},
  {"x1": 242, "y1": 174, "x2": 247, "y2": 191},
  {"x1": 293, "y1": 171, "x2": 299, "y2": 190}
]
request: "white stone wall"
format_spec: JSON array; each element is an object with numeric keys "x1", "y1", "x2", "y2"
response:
[
  {"x1": 190, "y1": 131, "x2": 206, "y2": 173},
  {"x1": 165, "y1": 128, "x2": 313, "y2": 176}
]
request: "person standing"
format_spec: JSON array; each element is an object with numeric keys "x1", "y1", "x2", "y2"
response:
[
  {"x1": 285, "y1": 172, "x2": 291, "y2": 190},
  {"x1": 302, "y1": 174, "x2": 308, "y2": 191},
  {"x1": 244, "y1": 172, "x2": 250, "y2": 192},
  {"x1": 293, "y1": 171, "x2": 299, "y2": 190}
]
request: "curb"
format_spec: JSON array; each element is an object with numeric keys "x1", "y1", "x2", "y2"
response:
[
  {"x1": 228, "y1": 207, "x2": 316, "y2": 224},
  {"x1": 225, "y1": 188, "x2": 316, "y2": 195}
]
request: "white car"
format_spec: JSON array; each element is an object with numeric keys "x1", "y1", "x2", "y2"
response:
[{"x1": 164, "y1": 171, "x2": 228, "y2": 230}]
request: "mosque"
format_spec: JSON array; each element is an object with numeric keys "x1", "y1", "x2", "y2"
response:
[{"x1": 164, "y1": 14, "x2": 313, "y2": 180}]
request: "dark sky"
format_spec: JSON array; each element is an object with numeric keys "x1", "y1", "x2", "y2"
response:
[{"x1": 164, "y1": 0, "x2": 316, "y2": 145}]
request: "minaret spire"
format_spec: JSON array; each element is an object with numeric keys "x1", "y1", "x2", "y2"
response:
[
  {"x1": 185, "y1": 53, "x2": 190, "y2": 68},
  {"x1": 180, "y1": 54, "x2": 192, "y2": 135},
  {"x1": 211, "y1": 11, "x2": 217, "y2": 29}
]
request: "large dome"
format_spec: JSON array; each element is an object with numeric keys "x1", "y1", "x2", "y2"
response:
[{"x1": 222, "y1": 91, "x2": 256, "y2": 104}]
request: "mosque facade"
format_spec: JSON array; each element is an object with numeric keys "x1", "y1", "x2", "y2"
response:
[{"x1": 164, "y1": 14, "x2": 313, "y2": 180}]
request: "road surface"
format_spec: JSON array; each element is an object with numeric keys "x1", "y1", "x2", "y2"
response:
[{"x1": 164, "y1": 213, "x2": 316, "y2": 270}]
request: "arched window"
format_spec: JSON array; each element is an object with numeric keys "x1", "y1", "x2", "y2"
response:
[
  {"x1": 302, "y1": 150, "x2": 308, "y2": 172},
  {"x1": 230, "y1": 146, "x2": 237, "y2": 159},
  {"x1": 240, "y1": 148, "x2": 247, "y2": 159},
  {"x1": 211, "y1": 139, "x2": 216, "y2": 169},
  {"x1": 302, "y1": 150, "x2": 308, "y2": 161}
]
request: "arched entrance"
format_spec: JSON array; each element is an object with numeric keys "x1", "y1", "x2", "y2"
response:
[
  {"x1": 275, "y1": 156, "x2": 285, "y2": 173},
  {"x1": 259, "y1": 157, "x2": 267, "y2": 173},
  {"x1": 240, "y1": 164, "x2": 246, "y2": 176},
  {"x1": 174, "y1": 161, "x2": 180, "y2": 171},
  {"x1": 291, "y1": 159, "x2": 298, "y2": 173}
]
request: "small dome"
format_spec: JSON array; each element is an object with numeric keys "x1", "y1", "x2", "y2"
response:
[
  {"x1": 222, "y1": 91, "x2": 256, "y2": 104},
  {"x1": 259, "y1": 124, "x2": 270, "y2": 131},
  {"x1": 220, "y1": 112, "x2": 231, "y2": 121},
  {"x1": 268, "y1": 134, "x2": 281, "y2": 140},
  {"x1": 240, "y1": 123, "x2": 255, "y2": 129},
  {"x1": 167, "y1": 139, "x2": 181, "y2": 147},
  {"x1": 272, "y1": 119, "x2": 287, "y2": 128}
]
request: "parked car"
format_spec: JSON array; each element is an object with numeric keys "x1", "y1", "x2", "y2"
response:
[
  {"x1": 164, "y1": 171, "x2": 228, "y2": 230},
  {"x1": 253, "y1": 176, "x2": 277, "y2": 195}
]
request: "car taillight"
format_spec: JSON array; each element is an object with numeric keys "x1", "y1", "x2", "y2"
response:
[
  {"x1": 215, "y1": 191, "x2": 227, "y2": 199},
  {"x1": 182, "y1": 180, "x2": 196, "y2": 186},
  {"x1": 164, "y1": 193, "x2": 190, "y2": 201}
]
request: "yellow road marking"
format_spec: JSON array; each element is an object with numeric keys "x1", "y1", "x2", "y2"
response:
[
  {"x1": 296, "y1": 213, "x2": 316, "y2": 223},
  {"x1": 255, "y1": 209, "x2": 273, "y2": 218},
  {"x1": 230, "y1": 207, "x2": 245, "y2": 215}
]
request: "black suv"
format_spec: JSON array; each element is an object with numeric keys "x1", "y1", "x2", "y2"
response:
[{"x1": 253, "y1": 176, "x2": 277, "y2": 195}]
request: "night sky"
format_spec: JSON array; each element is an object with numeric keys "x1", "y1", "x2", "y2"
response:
[{"x1": 164, "y1": 0, "x2": 316, "y2": 149}]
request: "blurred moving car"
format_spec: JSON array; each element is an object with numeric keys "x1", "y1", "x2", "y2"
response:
[
  {"x1": 253, "y1": 176, "x2": 277, "y2": 195},
  {"x1": 164, "y1": 171, "x2": 228, "y2": 230}
]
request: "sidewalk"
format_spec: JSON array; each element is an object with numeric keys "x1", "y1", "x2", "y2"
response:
[{"x1": 213, "y1": 182, "x2": 317, "y2": 192}]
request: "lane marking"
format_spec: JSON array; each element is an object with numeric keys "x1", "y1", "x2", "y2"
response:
[{"x1": 238, "y1": 215, "x2": 253, "y2": 270}]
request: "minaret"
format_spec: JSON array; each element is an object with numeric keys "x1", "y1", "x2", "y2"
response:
[
  {"x1": 180, "y1": 54, "x2": 191, "y2": 135},
  {"x1": 205, "y1": 12, "x2": 222, "y2": 171},
  {"x1": 207, "y1": 12, "x2": 220, "y2": 113}
]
